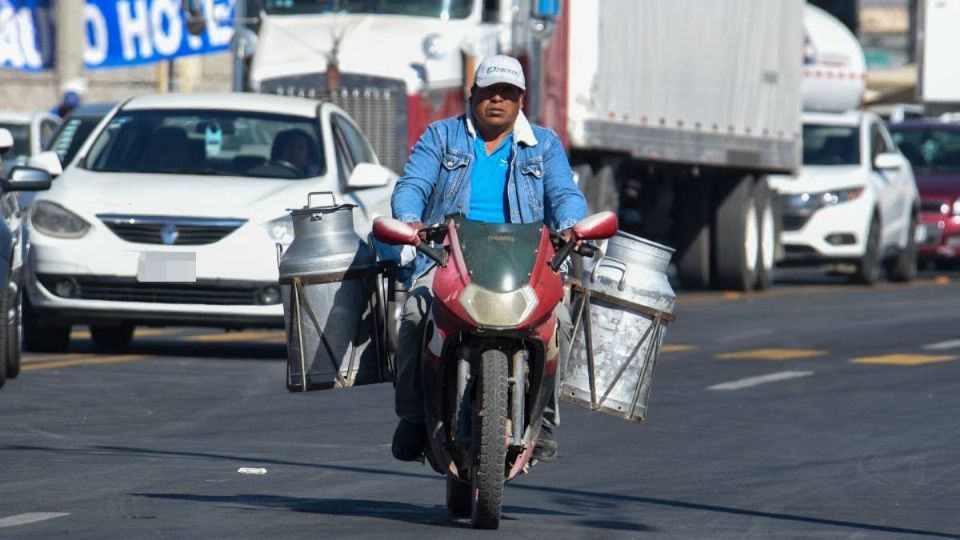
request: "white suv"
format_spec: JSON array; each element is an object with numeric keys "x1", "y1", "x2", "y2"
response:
[{"x1": 770, "y1": 111, "x2": 919, "y2": 283}]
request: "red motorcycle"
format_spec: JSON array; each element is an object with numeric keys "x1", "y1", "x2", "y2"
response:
[{"x1": 373, "y1": 212, "x2": 618, "y2": 529}]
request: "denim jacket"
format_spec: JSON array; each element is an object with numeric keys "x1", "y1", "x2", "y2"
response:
[{"x1": 391, "y1": 111, "x2": 587, "y2": 280}]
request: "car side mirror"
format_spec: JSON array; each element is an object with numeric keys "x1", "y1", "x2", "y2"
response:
[
  {"x1": 28, "y1": 150, "x2": 63, "y2": 177},
  {"x1": 572, "y1": 211, "x2": 619, "y2": 241},
  {"x1": 874, "y1": 152, "x2": 903, "y2": 171},
  {"x1": 1, "y1": 166, "x2": 53, "y2": 192},
  {"x1": 372, "y1": 217, "x2": 420, "y2": 246},
  {"x1": 0, "y1": 128, "x2": 12, "y2": 155},
  {"x1": 346, "y1": 163, "x2": 395, "y2": 189}
]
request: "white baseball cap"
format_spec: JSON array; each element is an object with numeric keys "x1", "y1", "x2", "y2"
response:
[{"x1": 474, "y1": 55, "x2": 526, "y2": 91}]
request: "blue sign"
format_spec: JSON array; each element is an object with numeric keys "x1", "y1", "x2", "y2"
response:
[
  {"x1": 0, "y1": 0, "x2": 234, "y2": 71},
  {"x1": 0, "y1": 0, "x2": 53, "y2": 71}
]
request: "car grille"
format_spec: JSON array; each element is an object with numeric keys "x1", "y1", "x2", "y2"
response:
[
  {"x1": 782, "y1": 214, "x2": 811, "y2": 232},
  {"x1": 97, "y1": 215, "x2": 246, "y2": 245},
  {"x1": 921, "y1": 199, "x2": 949, "y2": 215},
  {"x1": 38, "y1": 274, "x2": 274, "y2": 305},
  {"x1": 261, "y1": 74, "x2": 408, "y2": 174}
]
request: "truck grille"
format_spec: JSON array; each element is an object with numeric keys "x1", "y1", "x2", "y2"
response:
[
  {"x1": 261, "y1": 74, "x2": 408, "y2": 174},
  {"x1": 38, "y1": 275, "x2": 274, "y2": 305},
  {"x1": 98, "y1": 215, "x2": 246, "y2": 246}
]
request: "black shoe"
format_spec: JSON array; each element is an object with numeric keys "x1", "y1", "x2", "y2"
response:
[
  {"x1": 532, "y1": 425, "x2": 558, "y2": 462},
  {"x1": 392, "y1": 419, "x2": 427, "y2": 462}
]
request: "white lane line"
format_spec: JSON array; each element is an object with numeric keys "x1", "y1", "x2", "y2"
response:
[
  {"x1": 708, "y1": 371, "x2": 814, "y2": 391},
  {"x1": 0, "y1": 513, "x2": 70, "y2": 529},
  {"x1": 923, "y1": 339, "x2": 960, "y2": 351}
]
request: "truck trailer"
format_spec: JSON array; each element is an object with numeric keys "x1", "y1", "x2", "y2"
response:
[{"x1": 246, "y1": 0, "x2": 804, "y2": 291}]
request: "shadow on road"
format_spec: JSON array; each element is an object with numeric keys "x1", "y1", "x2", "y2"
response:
[
  {"x1": 130, "y1": 493, "x2": 577, "y2": 528},
  {"x1": 5, "y1": 444, "x2": 951, "y2": 537}
]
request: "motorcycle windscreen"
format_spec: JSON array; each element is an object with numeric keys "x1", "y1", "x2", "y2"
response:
[{"x1": 455, "y1": 219, "x2": 542, "y2": 292}]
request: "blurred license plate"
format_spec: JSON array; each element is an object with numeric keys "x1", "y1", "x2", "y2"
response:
[{"x1": 137, "y1": 252, "x2": 196, "y2": 283}]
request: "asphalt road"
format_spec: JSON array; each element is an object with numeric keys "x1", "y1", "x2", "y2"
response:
[{"x1": 2, "y1": 268, "x2": 959, "y2": 539}]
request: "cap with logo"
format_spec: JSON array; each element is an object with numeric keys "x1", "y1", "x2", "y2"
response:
[{"x1": 474, "y1": 55, "x2": 526, "y2": 91}]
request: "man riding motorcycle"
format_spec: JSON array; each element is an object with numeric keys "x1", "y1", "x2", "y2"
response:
[{"x1": 390, "y1": 55, "x2": 588, "y2": 462}]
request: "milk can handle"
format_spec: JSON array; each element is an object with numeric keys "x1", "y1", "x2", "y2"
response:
[
  {"x1": 307, "y1": 191, "x2": 337, "y2": 208},
  {"x1": 590, "y1": 257, "x2": 629, "y2": 292}
]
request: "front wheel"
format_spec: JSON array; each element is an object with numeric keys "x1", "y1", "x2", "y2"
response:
[
  {"x1": 887, "y1": 213, "x2": 918, "y2": 283},
  {"x1": 851, "y1": 214, "x2": 882, "y2": 285},
  {"x1": 470, "y1": 349, "x2": 509, "y2": 529}
]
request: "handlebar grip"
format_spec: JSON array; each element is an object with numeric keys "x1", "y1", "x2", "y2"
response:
[{"x1": 578, "y1": 244, "x2": 597, "y2": 258}]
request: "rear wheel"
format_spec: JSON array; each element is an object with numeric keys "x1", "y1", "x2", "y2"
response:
[
  {"x1": 852, "y1": 214, "x2": 882, "y2": 285},
  {"x1": 446, "y1": 478, "x2": 471, "y2": 518},
  {"x1": 90, "y1": 324, "x2": 135, "y2": 351},
  {"x1": 715, "y1": 175, "x2": 759, "y2": 291},
  {"x1": 887, "y1": 213, "x2": 918, "y2": 283},
  {"x1": 470, "y1": 349, "x2": 509, "y2": 530},
  {"x1": 754, "y1": 179, "x2": 776, "y2": 290},
  {"x1": 22, "y1": 296, "x2": 70, "y2": 353}
]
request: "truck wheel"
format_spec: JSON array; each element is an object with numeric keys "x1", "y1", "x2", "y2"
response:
[
  {"x1": 585, "y1": 164, "x2": 619, "y2": 214},
  {"x1": 90, "y1": 324, "x2": 135, "y2": 351},
  {"x1": 851, "y1": 214, "x2": 882, "y2": 285},
  {"x1": 886, "y1": 212, "x2": 917, "y2": 283},
  {"x1": 676, "y1": 181, "x2": 712, "y2": 289},
  {"x1": 715, "y1": 175, "x2": 759, "y2": 291},
  {"x1": 754, "y1": 178, "x2": 776, "y2": 290},
  {"x1": 23, "y1": 296, "x2": 70, "y2": 353},
  {"x1": 470, "y1": 348, "x2": 508, "y2": 529}
]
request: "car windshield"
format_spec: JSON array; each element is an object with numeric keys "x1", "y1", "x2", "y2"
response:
[
  {"x1": 84, "y1": 110, "x2": 325, "y2": 179},
  {"x1": 0, "y1": 122, "x2": 31, "y2": 166},
  {"x1": 890, "y1": 127, "x2": 960, "y2": 174},
  {"x1": 802, "y1": 124, "x2": 860, "y2": 166},
  {"x1": 46, "y1": 116, "x2": 103, "y2": 167},
  {"x1": 262, "y1": 0, "x2": 473, "y2": 18}
]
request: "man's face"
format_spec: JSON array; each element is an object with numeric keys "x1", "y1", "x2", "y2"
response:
[
  {"x1": 472, "y1": 83, "x2": 524, "y2": 132},
  {"x1": 280, "y1": 137, "x2": 311, "y2": 170}
]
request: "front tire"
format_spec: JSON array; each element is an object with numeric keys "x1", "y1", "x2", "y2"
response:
[
  {"x1": 470, "y1": 349, "x2": 509, "y2": 530},
  {"x1": 754, "y1": 179, "x2": 776, "y2": 290},
  {"x1": 5, "y1": 283, "x2": 20, "y2": 379},
  {"x1": 852, "y1": 214, "x2": 882, "y2": 285},
  {"x1": 90, "y1": 324, "x2": 135, "y2": 351},
  {"x1": 715, "y1": 175, "x2": 759, "y2": 291},
  {"x1": 23, "y1": 296, "x2": 70, "y2": 353}
]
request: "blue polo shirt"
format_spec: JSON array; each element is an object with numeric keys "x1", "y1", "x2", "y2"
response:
[{"x1": 468, "y1": 134, "x2": 512, "y2": 223}]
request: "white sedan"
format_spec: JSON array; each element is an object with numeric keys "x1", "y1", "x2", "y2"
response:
[
  {"x1": 770, "y1": 110, "x2": 919, "y2": 284},
  {"x1": 23, "y1": 93, "x2": 396, "y2": 352},
  {"x1": 0, "y1": 110, "x2": 61, "y2": 167}
]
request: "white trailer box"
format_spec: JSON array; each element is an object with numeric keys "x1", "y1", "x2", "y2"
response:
[
  {"x1": 567, "y1": 0, "x2": 803, "y2": 173},
  {"x1": 802, "y1": 4, "x2": 867, "y2": 113},
  {"x1": 919, "y1": 0, "x2": 960, "y2": 105}
]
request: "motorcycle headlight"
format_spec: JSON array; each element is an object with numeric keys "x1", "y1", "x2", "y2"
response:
[
  {"x1": 459, "y1": 283, "x2": 539, "y2": 329},
  {"x1": 266, "y1": 215, "x2": 294, "y2": 246},
  {"x1": 31, "y1": 200, "x2": 90, "y2": 238}
]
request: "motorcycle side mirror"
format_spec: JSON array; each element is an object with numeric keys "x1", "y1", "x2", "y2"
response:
[
  {"x1": 572, "y1": 211, "x2": 619, "y2": 240},
  {"x1": 373, "y1": 217, "x2": 421, "y2": 246}
]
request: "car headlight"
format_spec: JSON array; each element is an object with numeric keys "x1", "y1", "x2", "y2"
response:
[
  {"x1": 30, "y1": 200, "x2": 90, "y2": 238},
  {"x1": 787, "y1": 187, "x2": 865, "y2": 210},
  {"x1": 953, "y1": 198, "x2": 960, "y2": 216},
  {"x1": 266, "y1": 215, "x2": 294, "y2": 246}
]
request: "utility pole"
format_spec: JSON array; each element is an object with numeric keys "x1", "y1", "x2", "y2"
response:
[
  {"x1": 233, "y1": 0, "x2": 246, "y2": 92},
  {"x1": 54, "y1": 0, "x2": 85, "y2": 97}
]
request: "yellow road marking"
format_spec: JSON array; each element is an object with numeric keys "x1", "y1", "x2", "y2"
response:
[
  {"x1": 22, "y1": 354, "x2": 147, "y2": 372},
  {"x1": 662, "y1": 344, "x2": 697, "y2": 353},
  {"x1": 183, "y1": 330, "x2": 284, "y2": 343},
  {"x1": 71, "y1": 328, "x2": 175, "y2": 340},
  {"x1": 935, "y1": 276, "x2": 951, "y2": 285},
  {"x1": 721, "y1": 292, "x2": 741, "y2": 299},
  {"x1": 717, "y1": 348, "x2": 827, "y2": 361},
  {"x1": 850, "y1": 353, "x2": 958, "y2": 366},
  {"x1": 22, "y1": 353, "x2": 89, "y2": 364},
  {"x1": 678, "y1": 277, "x2": 957, "y2": 306}
]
